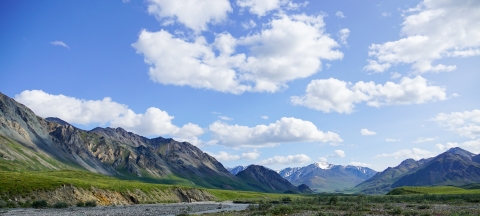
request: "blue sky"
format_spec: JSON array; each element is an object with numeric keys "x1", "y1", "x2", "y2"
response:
[{"x1": 2, "y1": 0, "x2": 480, "y2": 171}]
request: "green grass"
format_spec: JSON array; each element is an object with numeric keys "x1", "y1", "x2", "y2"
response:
[
  {"x1": 388, "y1": 186, "x2": 480, "y2": 195},
  {"x1": 0, "y1": 170, "x2": 306, "y2": 203}
]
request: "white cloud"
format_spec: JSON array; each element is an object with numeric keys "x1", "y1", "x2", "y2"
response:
[
  {"x1": 236, "y1": 0, "x2": 306, "y2": 16},
  {"x1": 414, "y1": 137, "x2": 438, "y2": 143},
  {"x1": 385, "y1": 138, "x2": 400, "y2": 142},
  {"x1": 147, "y1": 0, "x2": 232, "y2": 32},
  {"x1": 390, "y1": 72, "x2": 401, "y2": 79},
  {"x1": 261, "y1": 116, "x2": 269, "y2": 120},
  {"x1": 361, "y1": 128, "x2": 376, "y2": 136},
  {"x1": 433, "y1": 109, "x2": 480, "y2": 139},
  {"x1": 242, "y1": 151, "x2": 260, "y2": 160},
  {"x1": 435, "y1": 142, "x2": 459, "y2": 151},
  {"x1": 242, "y1": 20, "x2": 256, "y2": 29},
  {"x1": 219, "y1": 116, "x2": 233, "y2": 121},
  {"x1": 318, "y1": 157, "x2": 328, "y2": 163},
  {"x1": 259, "y1": 154, "x2": 311, "y2": 166},
  {"x1": 334, "y1": 149, "x2": 346, "y2": 158},
  {"x1": 381, "y1": 12, "x2": 391, "y2": 17},
  {"x1": 365, "y1": 0, "x2": 480, "y2": 73},
  {"x1": 375, "y1": 148, "x2": 434, "y2": 160},
  {"x1": 50, "y1": 41, "x2": 69, "y2": 49},
  {"x1": 133, "y1": 13, "x2": 343, "y2": 94},
  {"x1": 350, "y1": 161, "x2": 371, "y2": 167},
  {"x1": 337, "y1": 28, "x2": 350, "y2": 45},
  {"x1": 335, "y1": 11, "x2": 345, "y2": 18},
  {"x1": 208, "y1": 117, "x2": 343, "y2": 148},
  {"x1": 291, "y1": 76, "x2": 446, "y2": 114},
  {"x1": 209, "y1": 151, "x2": 241, "y2": 161},
  {"x1": 237, "y1": 0, "x2": 281, "y2": 16},
  {"x1": 14, "y1": 90, "x2": 204, "y2": 139}
]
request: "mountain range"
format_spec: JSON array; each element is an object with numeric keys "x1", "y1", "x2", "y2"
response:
[
  {"x1": 353, "y1": 147, "x2": 480, "y2": 194},
  {"x1": 0, "y1": 92, "x2": 315, "y2": 194},
  {"x1": 228, "y1": 163, "x2": 377, "y2": 192},
  {"x1": 3, "y1": 91, "x2": 480, "y2": 195}
]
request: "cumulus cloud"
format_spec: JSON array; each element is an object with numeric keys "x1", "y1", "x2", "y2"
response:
[
  {"x1": 375, "y1": 148, "x2": 434, "y2": 160},
  {"x1": 209, "y1": 151, "x2": 241, "y2": 161},
  {"x1": 361, "y1": 128, "x2": 376, "y2": 136},
  {"x1": 381, "y1": 12, "x2": 391, "y2": 17},
  {"x1": 50, "y1": 41, "x2": 69, "y2": 49},
  {"x1": 350, "y1": 161, "x2": 371, "y2": 167},
  {"x1": 15, "y1": 90, "x2": 204, "y2": 140},
  {"x1": 365, "y1": 0, "x2": 480, "y2": 73},
  {"x1": 390, "y1": 72, "x2": 401, "y2": 79},
  {"x1": 433, "y1": 109, "x2": 480, "y2": 139},
  {"x1": 242, "y1": 20, "x2": 256, "y2": 29},
  {"x1": 437, "y1": 139, "x2": 480, "y2": 154},
  {"x1": 414, "y1": 137, "x2": 438, "y2": 143},
  {"x1": 237, "y1": 0, "x2": 281, "y2": 16},
  {"x1": 261, "y1": 116, "x2": 269, "y2": 120},
  {"x1": 335, "y1": 11, "x2": 345, "y2": 18},
  {"x1": 291, "y1": 76, "x2": 446, "y2": 114},
  {"x1": 242, "y1": 151, "x2": 260, "y2": 160},
  {"x1": 337, "y1": 28, "x2": 350, "y2": 45},
  {"x1": 237, "y1": 0, "x2": 307, "y2": 16},
  {"x1": 147, "y1": 0, "x2": 232, "y2": 32},
  {"x1": 259, "y1": 154, "x2": 311, "y2": 166},
  {"x1": 208, "y1": 117, "x2": 343, "y2": 148},
  {"x1": 334, "y1": 149, "x2": 346, "y2": 158},
  {"x1": 133, "y1": 13, "x2": 343, "y2": 94}
]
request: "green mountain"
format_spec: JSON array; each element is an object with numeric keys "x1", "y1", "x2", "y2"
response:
[
  {"x1": 353, "y1": 147, "x2": 480, "y2": 194},
  {"x1": 0, "y1": 92, "x2": 254, "y2": 191}
]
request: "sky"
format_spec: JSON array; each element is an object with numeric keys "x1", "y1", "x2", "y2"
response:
[{"x1": 1, "y1": 0, "x2": 480, "y2": 171}]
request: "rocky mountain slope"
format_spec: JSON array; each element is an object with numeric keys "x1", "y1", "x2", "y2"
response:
[
  {"x1": 0, "y1": 92, "x2": 253, "y2": 190},
  {"x1": 236, "y1": 165, "x2": 311, "y2": 193},
  {"x1": 278, "y1": 162, "x2": 377, "y2": 192},
  {"x1": 354, "y1": 147, "x2": 480, "y2": 194}
]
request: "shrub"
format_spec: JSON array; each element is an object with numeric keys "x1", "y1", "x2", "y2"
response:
[
  {"x1": 85, "y1": 200, "x2": 97, "y2": 207},
  {"x1": 389, "y1": 207, "x2": 403, "y2": 215},
  {"x1": 54, "y1": 201, "x2": 69, "y2": 208},
  {"x1": 270, "y1": 205, "x2": 294, "y2": 215},
  {"x1": 328, "y1": 196, "x2": 339, "y2": 205},
  {"x1": 76, "y1": 201, "x2": 85, "y2": 207},
  {"x1": 0, "y1": 200, "x2": 6, "y2": 208},
  {"x1": 32, "y1": 200, "x2": 48, "y2": 208},
  {"x1": 417, "y1": 204, "x2": 430, "y2": 209}
]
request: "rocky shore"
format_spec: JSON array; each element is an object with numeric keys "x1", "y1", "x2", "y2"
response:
[{"x1": 0, "y1": 201, "x2": 249, "y2": 216}]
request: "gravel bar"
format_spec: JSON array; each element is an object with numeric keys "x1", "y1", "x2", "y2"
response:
[{"x1": 0, "y1": 201, "x2": 250, "y2": 216}]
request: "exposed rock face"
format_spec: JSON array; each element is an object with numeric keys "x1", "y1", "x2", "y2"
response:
[
  {"x1": 354, "y1": 147, "x2": 480, "y2": 194},
  {"x1": 236, "y1": 165, "x2": 300, "y2": 193},
  {"x1": 10, "y1": 185, "x2": 215, "y2": 206},
  {"x1": 0, "y1": 92, "x2": 250, "y2": 190}
]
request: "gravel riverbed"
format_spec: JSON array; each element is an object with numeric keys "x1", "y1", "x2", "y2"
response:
[{"x1": 0, "y1": 201, "x2": 250, "y2": 216}]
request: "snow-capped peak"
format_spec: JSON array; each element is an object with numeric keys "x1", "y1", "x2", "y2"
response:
[{"x1": 314, "y1": 162, "x2": 334, "y2": 169}]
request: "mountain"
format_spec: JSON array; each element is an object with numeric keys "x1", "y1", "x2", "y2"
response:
[
  {"x1": 0, "y1": 92, "x2": 253, "y2": 190},
  {"x1": 236, "y1": 165, "x2": 311, "y2": 193},
  {"x1": 226, "y1": 165, "x2": 247, "y2": 175},
  {"x1": 354, "y1": 147, "x2": 480, "y2": 194},
  {"x1": 278, "y1": 162, "x2": 377, "y2": 192}
]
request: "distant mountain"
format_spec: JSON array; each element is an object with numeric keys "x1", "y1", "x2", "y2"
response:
[
  {"x1": 278, "y1": 162, "x2": 377, "y2": 192},
  {"x1": 236, "y1": 165, "x2": 311, "y2": 193},
  {"x1": 0, "y1": 92, "x2": 254, "y2": 191},
  {"x1": 227, "y1": 165, "x2": 248, "y2": 175},
  {"x1": 354, "y1": 147, "x2": 480, "y2": 194}
]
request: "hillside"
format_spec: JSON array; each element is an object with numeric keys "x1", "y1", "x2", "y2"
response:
[
  {"x1": 236, "y1": 165, "x2": 310, "y2": 193},
  {"x1": 354, "y1": 148, "x2": 480, "y2": 194},
  {"x1": 0, "y1": 92, "x2": 253, "y2": 190}
]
